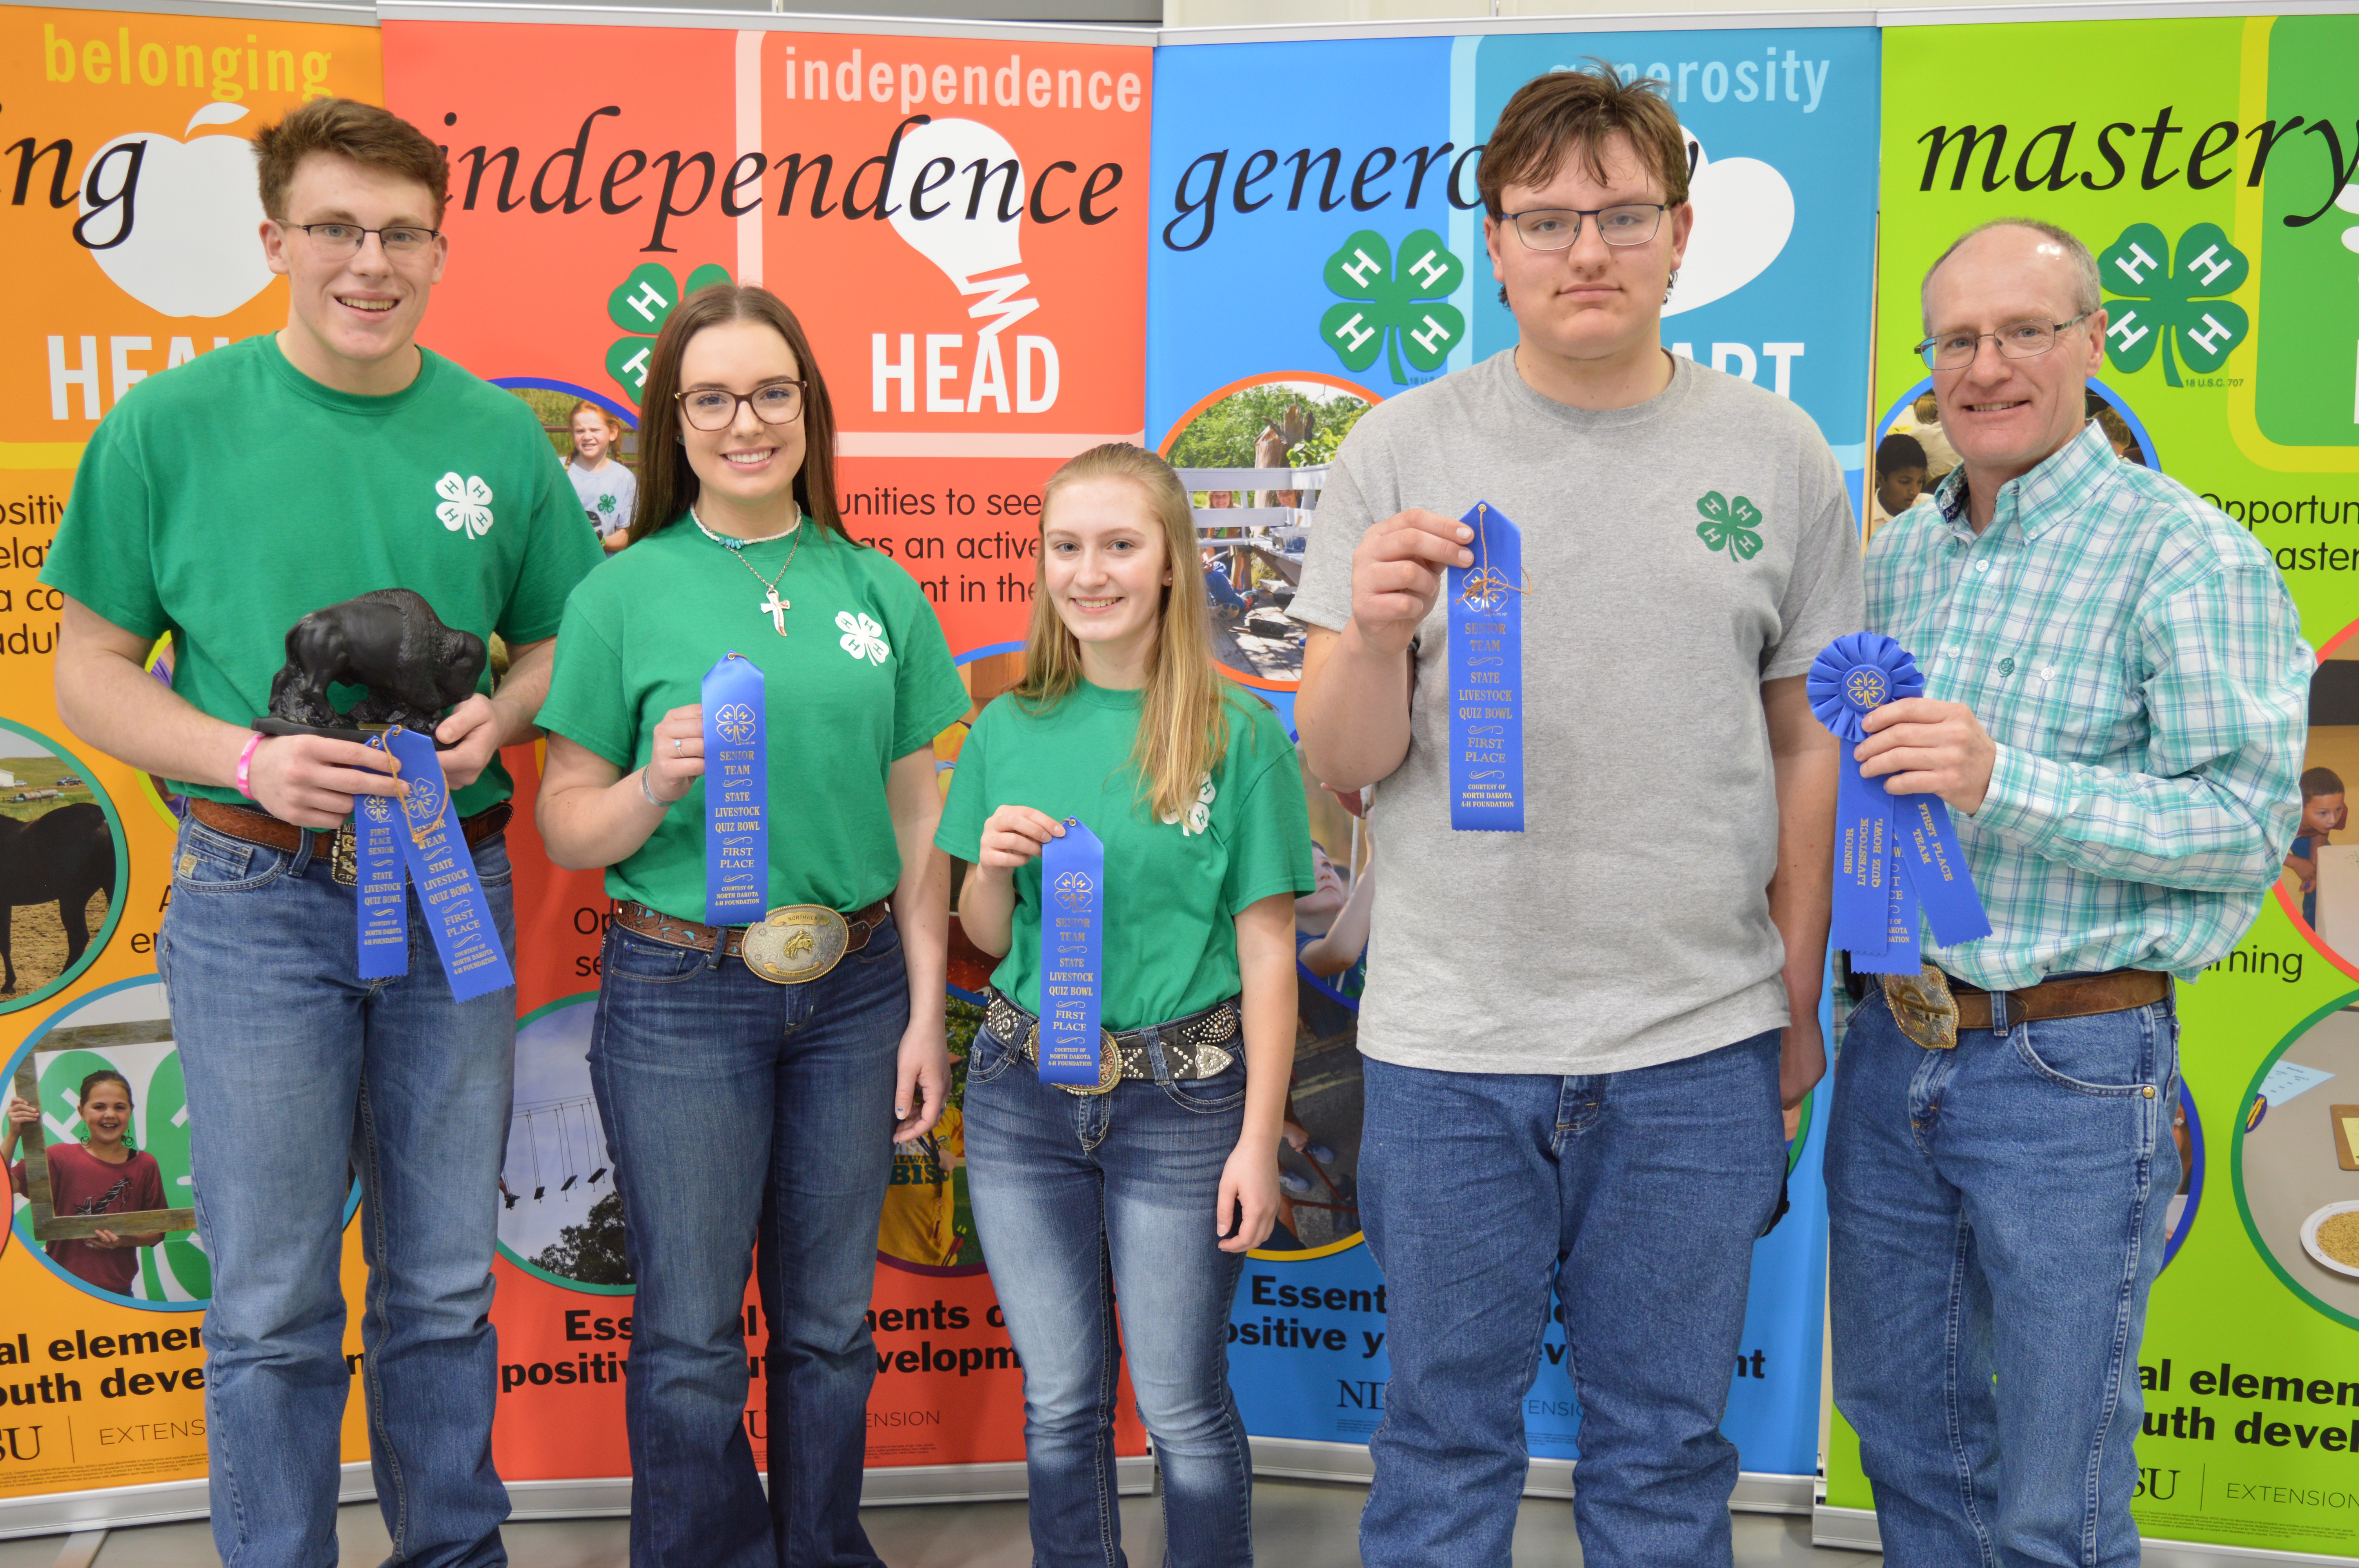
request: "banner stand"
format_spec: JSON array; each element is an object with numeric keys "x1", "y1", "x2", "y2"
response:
[
  {"x1": 0, "y1": 1457, "x2": 1157, "y2": 1539},
  {"x1": 1251, "y1": 1437, "x2": 1814, "y2": 1514}
]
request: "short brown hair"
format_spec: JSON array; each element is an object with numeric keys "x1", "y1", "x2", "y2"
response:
[
  {"x1": 627, "y1": 283, "x2": 847, "y2": 546},
  {"x1": 1478, "y1": 63, "x2": 1690, "y2": 219},
  {"x1": 254, "y1": 98, "x2": 450, "y2": 225}
]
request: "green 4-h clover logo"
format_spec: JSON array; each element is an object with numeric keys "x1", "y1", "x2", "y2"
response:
[
  {"x1": 1320, "y1": 230, "x2": 1467, "y2": 385},
  {"x1": 1694, "y1": 492, "x2": 1765, "y2": 560},
  {"x1": 605, "y1": 260, "x2": 734, "y2": 404},
  {"x1": 2098, "y1": 223, "x2": 2248, "y2": 388}
]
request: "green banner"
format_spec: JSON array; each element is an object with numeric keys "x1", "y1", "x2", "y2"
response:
[{"x1": 1850, "y1": 16, "x2": 2359, "y2": 1557}]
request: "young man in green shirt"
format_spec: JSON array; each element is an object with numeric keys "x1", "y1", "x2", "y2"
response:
[{"x1": 43, "y1": 100, "x2": 599, "y2": 1568}]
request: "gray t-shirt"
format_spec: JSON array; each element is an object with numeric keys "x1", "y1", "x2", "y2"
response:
[
  {"x1": 1290, "y1": 350, "x2": 1864, "y2": 1075},
  {"x1": 568, "y1": 459, "x2": 637, "y2": 537}
]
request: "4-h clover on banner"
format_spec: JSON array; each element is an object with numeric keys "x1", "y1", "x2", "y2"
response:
[
  {"x1": 1320, "y1": 230, "x2": 1467, "y2": 385},
  {"x1": 605, "y1": 260, "x2": 734, "y2": 404},
  {"x1": 2098, "y1": 222, "x2": 2249, "y2": 388}
]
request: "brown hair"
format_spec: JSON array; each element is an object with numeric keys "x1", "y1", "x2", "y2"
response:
[
  {"x1": 253, "y1": 98, "x2": 451, "y2": 225},
  {"x1": 1013, "y1": 445, "x2": 1232, "y2": 825},
  {"x1": 76, "y1": 1069, "x2": 135, "y2": 1153},
  {"x1": 625, "y1": 283, "x2": 847, "y2": 545},
  {"x1": 1478, "y1": 62, "x2": 1690, "y2": 218},
  {"x1": 2304, "y1": 766, "x2": 2347, "y2": 801}
]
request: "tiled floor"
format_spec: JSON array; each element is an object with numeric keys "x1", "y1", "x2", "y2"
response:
[{"x1": 0, "y1": 1481, "x2": 1876, "y2": 1566}]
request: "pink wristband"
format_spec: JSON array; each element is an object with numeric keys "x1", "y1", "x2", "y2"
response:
[{"x1": 234, "y1": 732, "x2": 264, "y2": 800}]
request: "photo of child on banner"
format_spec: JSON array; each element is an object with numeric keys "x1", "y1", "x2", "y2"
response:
[{"x1": 5, "y1": 1018, "x2": 197, "y2": 1298}]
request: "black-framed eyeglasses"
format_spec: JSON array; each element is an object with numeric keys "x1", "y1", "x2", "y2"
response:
[
  {"x1": 1915, "y1": 313, "x2": 2093, "y2": 371},
  {"x1": 284, "y1": 221, "x2": 441, "y2": 259},
  {"x1": 1501, "y1": 203, "x2": 1669, "y2": 250},
  {"x1": 677, "y1": 379, "x2": 806, "y2": 431}
]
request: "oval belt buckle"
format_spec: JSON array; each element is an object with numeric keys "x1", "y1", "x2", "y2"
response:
[
  {"x1": 740, "y1": 904, "x2": 851, "y2": 984},
  {"x1": 1030, "y1": 1022, "x2": 1122, "y2": 1096}
]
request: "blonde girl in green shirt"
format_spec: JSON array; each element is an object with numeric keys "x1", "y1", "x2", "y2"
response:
[
  {"x1": 936, "y1": 444, "x2": 1311, "y2": 1568},
  {"x1": 535, "y1": 284, "x2": 967, "y2": 1568}
]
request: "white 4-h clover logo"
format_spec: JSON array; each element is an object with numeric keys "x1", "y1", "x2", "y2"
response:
[
  {"x1": 836, "y1": 611, "x2": 890, "y2": 665},
  {"x1": 436, "y1": 472, "x2": 494, "y2": 539},
  {"x1": 1159, "y1": 776, "x2": 1217, "y2": 836},
  {"x1": 362, "y1": 795, "x2": 393, "y2": 823}
]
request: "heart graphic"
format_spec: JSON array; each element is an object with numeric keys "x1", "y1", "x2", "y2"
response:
[
  {"x1": 81, "y1": 103, "x2": 275, "y2": 319},
  {"x1": 1663, "y1": 130, "x2": 1795, "y2": 319}
]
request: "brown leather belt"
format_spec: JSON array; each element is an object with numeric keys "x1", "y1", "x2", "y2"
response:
[
  {"x1": 189, "y1": 797, "x2": 511, "y2": 860},
  {"x1": 613, "y1": 898, "x2": 892, "y2": 962},
  {"x1": 1946, "y1": 969, "x2": 2170, "y2": 1032}
]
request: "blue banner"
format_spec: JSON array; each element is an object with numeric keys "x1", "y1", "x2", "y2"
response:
[
  {"x1": 1152, "y1": 24, "x2": 1879, "y2": 1483},
  {"x1": 1038, "y1": 819, "x2": 1105, "y2": 1087},
  {"x1": 356, "y1": 736, "x2": 407, "y2": 980},
  {"x1": 383, "y1": 727, "x2": 514, "y2": 1003},
  {"x1": 1448, "y1": 500, "x2": 1524, "y2": 833},
  {"x1": 702, "y1": 652, "x2": 768, "y2": 927}
]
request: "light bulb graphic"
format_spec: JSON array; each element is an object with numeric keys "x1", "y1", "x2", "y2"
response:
[{"x1": 887, "y1": 118, "x2": 1038, "y2": 338}]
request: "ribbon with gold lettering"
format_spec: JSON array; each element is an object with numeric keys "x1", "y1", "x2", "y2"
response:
[
  {"x1": 1037, "y1": 818, "x2": 1104, "y2": 1087},
  {"x1": 355, "y1": 735, "x2": 407, "y2": 979},
  {"x1": 1808, "y1": 633, "x2": 1992, "y2": 975},
  {"x1": 1448, "y1": 500, "x2": 1524, "y2": 832},
  {"x1": 703, "y1": 652, "x2": 768, "y2": 925},
  {"x1": 383, "y1": 726, "x2": 514, "y2": 1002}
]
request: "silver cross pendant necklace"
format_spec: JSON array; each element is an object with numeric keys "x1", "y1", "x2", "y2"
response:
[{"x1": 692, "y1": 506, "x2": 802, "y2": 635}]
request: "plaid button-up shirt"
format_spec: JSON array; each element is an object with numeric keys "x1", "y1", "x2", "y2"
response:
[{"x1": 1864, "y1": 419, "x2": 2310, "y2": 989}]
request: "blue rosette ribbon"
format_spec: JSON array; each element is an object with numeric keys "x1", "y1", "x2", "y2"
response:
[{"x1": 1808, "y1": 633, "x2": 1992, "y2": 975}]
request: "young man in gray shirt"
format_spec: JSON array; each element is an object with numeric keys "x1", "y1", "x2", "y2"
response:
[{"x1": 1292, "y1": 66, "x2": 1861, "y2": 1565}]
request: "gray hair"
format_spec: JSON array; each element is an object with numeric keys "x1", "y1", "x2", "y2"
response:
[{"x1": 1920, "y1": 218, "x2": 2102, "y2": 329}]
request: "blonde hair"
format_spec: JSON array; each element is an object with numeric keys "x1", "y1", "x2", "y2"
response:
[{"x1": 1014, "y1": 445, "x2": 1230, "y2": 824}]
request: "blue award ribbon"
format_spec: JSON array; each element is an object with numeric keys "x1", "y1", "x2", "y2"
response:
[
  {"x1": 355, "y1": 735, "x2": 407, "y2": 979},
  {"x1": 703, "y1": 653, "x2": 768, "y2": 926},
  {"x1": 1448, "y1": 500, "x2": 1524, "y2": 833},
  {"x1": 1037, "y1": 818, "x2": 1104, "y2": 1087},
  {"x1": 1807, "y1": 633, "x2": 1993, "y2": 975},
  {"x1": 382, "y1": 726, "x2": 514, "y2": 1002}
]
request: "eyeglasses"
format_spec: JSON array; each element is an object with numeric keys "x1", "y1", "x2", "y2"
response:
[
  {"x1": 1502, "y1": 204, "x2": 1668, "y2": 250},
  {"x1": 1916, "y1": 314, "x2": 2093, "y2": 371},
  {"x1": 285, "y1": 222, "x2": 441, "y2": 259},
  {"x1": 677, "y1": 380, "x2": 806, "y2": 431}
]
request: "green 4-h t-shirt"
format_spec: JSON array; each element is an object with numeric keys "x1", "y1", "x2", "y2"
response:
[
  {"x1": 538, "y1": 517, "x2": 968, "y2": 921},
  {"x1": 935, "y1": 681, "x2": 1314, "y2": 1031},
  {"x1": 43, "y1": 335, "x2": 602, "y2": 816}
]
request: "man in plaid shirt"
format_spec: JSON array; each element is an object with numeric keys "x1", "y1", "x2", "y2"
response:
[{"x1": 1828, "y1": 219, "x2": 2308, "y2": 1568}]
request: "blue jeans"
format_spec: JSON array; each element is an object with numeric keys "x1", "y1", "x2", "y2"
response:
[
  {"x1": 588, "y1": 918, "x2": 908, "y2": 1568},
  {"x1": 159, "y1": 816, "x2": 518, "y2": 1568},
  {"x1": 961, "y1": 1020, "x2": 1253, "y2": 1568},
  {"x1": 1357, "y1": 1034, "x2": 1785, "y2": 1568},
  {"x1": 1827, "y1": 984, "x2": 2179, "y2": 1568}
]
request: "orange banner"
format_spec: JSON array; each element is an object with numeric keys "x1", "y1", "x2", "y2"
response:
[
  {"x1": 0, "y1": 3, "x2": 385, "y2": 1507},
  {"x1": 380, "y1": 11, "x2": 1153, "y2": 1485}
]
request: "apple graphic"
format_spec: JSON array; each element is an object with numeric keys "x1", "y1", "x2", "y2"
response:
[
  {"x1": 1663, "y1": 129, "x2": 1795, "y2": 318},
  {"x1": 79, "y1": 103, "x2": 275, "y2": 319}
]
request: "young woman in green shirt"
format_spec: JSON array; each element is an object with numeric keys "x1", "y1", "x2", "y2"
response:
[
  {"x1": 936, "y1": 444, "x2": 1312, "y2": 1568},
  {"x1": 535, "y1": 284, "x2": 968, "y2": 1568}
]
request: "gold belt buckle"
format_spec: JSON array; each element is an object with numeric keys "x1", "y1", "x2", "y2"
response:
[
  {"x1": 1881, "y1": 964, "x2": 1959, "y2": 1051},
  {"x1": 330, "y1": 821, "x2": 359, "y2": 887},
  {"x1": 740, "y1": 904, "x2": 851, "y2": 984},
  {"x1": 1030, "y1": 1021, "x2": 1121, "y2": 1096}
]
